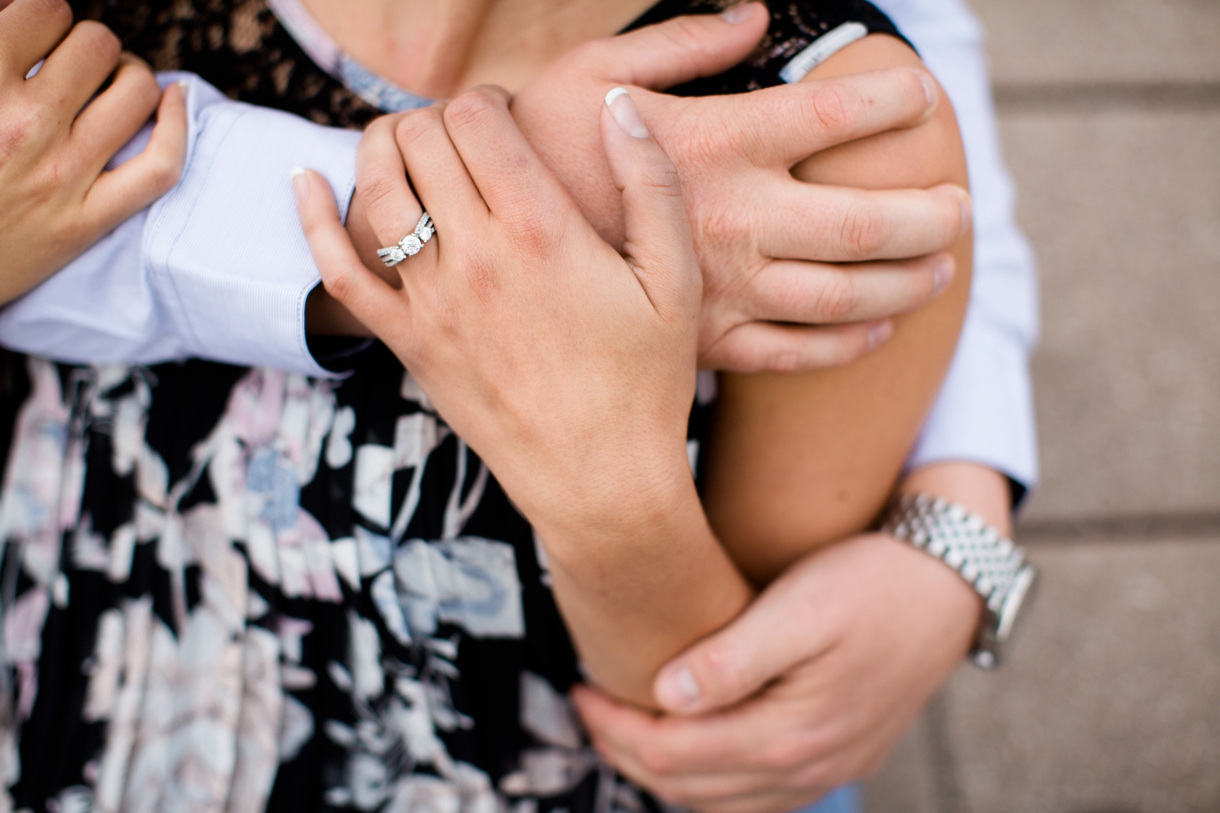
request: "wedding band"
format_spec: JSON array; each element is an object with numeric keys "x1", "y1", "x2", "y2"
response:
[{"x1": 377, "y1": 212, "x2": 435, "y2": 267}]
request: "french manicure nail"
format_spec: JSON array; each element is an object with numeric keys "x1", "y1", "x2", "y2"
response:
[
  {"x1": 868, "y1": 321, "x2": 893, "y2": 350},
  {"x1": 919, "y1": 73, "x2": 938, "y2": 111},
  {"x1": 932, "y1": 257, "x2": 953, "y2": 295},
  {"x1": 291, "y1": 168, "x2": 309, "y2": 204},
  {"x1": 605, "y1": 87, "x2": 649, "y2": 139},
  {"x1": 656, "y1": 665, "x2": 701, "y2": 710},
  {"x1": 176, "y1": 79, "x2": 189, "y2": 92},
  {"x1": 719, "y1": 3, "x2": 754, "y2": 23}
]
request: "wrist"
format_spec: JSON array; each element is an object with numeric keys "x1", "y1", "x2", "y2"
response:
[
  {"x1": 899, "y1": 461, "x2": 1012, "y2": 535},
  {"x1": 528, "y1": 451, "x2": 702, "y2": 563},
  {"x1": 874, "y1": 532, "x2": 983, "y2": 652}
]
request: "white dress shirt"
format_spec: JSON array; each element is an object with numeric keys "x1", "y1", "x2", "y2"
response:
[
  {"x1": 0, "y1": 0, "x2": 1039, "y2": 489},
  {"x1": 873, "y1": 0, "x2": 1040, "y2": 490}
]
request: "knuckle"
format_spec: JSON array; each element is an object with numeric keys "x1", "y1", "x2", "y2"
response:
[
  {"x1": 636, "y1": 745, "x2": 676, "y2": 778},
  {"x1": 812, "y1": 272, "x2": 857, "y2": 322},
  {"x1": 444, "y1": 89, "x2": 499, "y2": 132},
  {"x1": 838, "y1": 201, "x2": 886, "y2": 257},
  {"x1": 74, "y1": 21, "x2": 122, "y2": 65},
  {"x1": 122, "y1": 62, "x2": 162, "y2": 109},
  {"x1": 659, "y1": 17, "x2": 713, "y2": 64},
  {"x1": 29, "y1": 0, "x2": 72, "y2": 31},
  {"x1": 765, "y1": 345, "x2": 804, "y2": 374},
  {"x1": 363, "y1": 113, "x2": 402, "y2": 151},
  {"x1": 322, "y1": 265, "x2": 357, "y2": 304},
  {"x1": 354, "y1": 169, "x2": 398, "y2": 210},
  {"x1": 698, "y1": 200, "x2": 751, "y2": 248},
  {"x1": 394, "y1": 108, "x2": 440, "y2": 150},
  {"x1": 763, "y1": 734, "x2": 816, "y2": 772},
  {"x1": 636, "y1": 158, "x2": 683, "y2": 197},
  {"x1": 505, "y1": 216, "x2": 553, "y2": 256},
  {"x1": 806, "y1": 83, "x2": 859, "y2": 136},
  {"x1": 146, "y1": 150, "x2": 183, "y2": 193},
  {"x1": 0, "y1": 104, "x2": 45, "y2": 160},
  {"x1": 674, "y1": 122, "x2": 720, "y2": 169},
  {"x1": 461, "y1": 250, "x2": 501, "y2": 300}
]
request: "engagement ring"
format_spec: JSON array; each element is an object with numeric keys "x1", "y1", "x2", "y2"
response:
[{"x1": 377, "y1": 212, "x2": 435, "y2": 267}]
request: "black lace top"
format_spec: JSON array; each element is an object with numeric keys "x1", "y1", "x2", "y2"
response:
[{"x1": 0, "y1": 2, "x2": 905, "y2": 811}]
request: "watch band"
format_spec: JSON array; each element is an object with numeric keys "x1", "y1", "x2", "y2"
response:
[{"x1": 881, "y1": 493, "x2": 1038, "y2": 669}]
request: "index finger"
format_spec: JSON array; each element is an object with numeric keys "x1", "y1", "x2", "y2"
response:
[{"x1": 651, "y1": 67, "x2": 937, "y2": 169}]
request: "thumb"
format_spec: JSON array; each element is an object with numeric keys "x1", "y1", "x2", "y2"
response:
[
  {"x1": 601, "y1": 87, "x2": 697, "y2": 314},
  {"x1": 291, "y1": 168, "x2": 403, "y2": 336},
  {"x1": 604, "y1": 3, "x2": 768, "y2": 90},
  {"x1": 652, "y1": 567, "x2": 833, "y2": 714}
]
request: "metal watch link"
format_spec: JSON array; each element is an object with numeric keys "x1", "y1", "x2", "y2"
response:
[{"x1": 881, "y1": 493, "x2": 1038, "y2": 669}]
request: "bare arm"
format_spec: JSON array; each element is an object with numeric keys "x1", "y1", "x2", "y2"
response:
[
  {"x1": 704, "y1": 34, "x2": 973, "y2": 584},
  {"x1": 300, "y1": 36, "x2": 972, "y2": 709}
]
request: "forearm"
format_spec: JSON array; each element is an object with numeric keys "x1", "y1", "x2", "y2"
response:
[
  {"x1": 533, "y1": 473, "x2": 753, "y2": 710},
  {"x1": 705, "y1": 35, "x2": 972, "y2": 585}
]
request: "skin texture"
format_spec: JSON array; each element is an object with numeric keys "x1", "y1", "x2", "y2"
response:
[
  {"x1": 294, "y1": 87, "x2": 754, "y2": 707},
  {"x1": 0, "y1": 0, "x2": 1018, "y2": 806},
  {"x1": 704, "y1": 33, "x2": 973, "y2": 585},
  {"x1": 573, "y1": 464, "x2": 1007, "y2": 813},
  {"x1": 308, "y1": 7, "x2": 972, "y2": 374},
  {"x1": 294, "y1": 16, "x2": 972, "y2": 715},
  {"x1": 0, "y1": 0, "x2": 186, "y2": 303}
]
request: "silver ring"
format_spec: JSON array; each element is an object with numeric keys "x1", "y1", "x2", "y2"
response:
[{"x1": 377, "y1": 212, "x2": 435, "y2": 267}]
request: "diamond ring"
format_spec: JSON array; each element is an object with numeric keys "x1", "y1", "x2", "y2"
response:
[{"x1": 377, "y1": 213, "x2": 435, "y2": 267}]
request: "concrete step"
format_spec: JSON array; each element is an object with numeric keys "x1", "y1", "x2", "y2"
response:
[
  {"x1": 997, "y1": 107, "x2": 1220, "y2": 522},
  {"x1": 969, "y1": 0, "x2": 1220, "y2": 87},
  {"x1": 863, "y1": 537, "x2": 1220, "y2": 813}
]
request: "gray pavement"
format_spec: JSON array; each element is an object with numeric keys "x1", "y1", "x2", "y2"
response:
[{"x1": 863, "y1": 0, "x2": 1220, "y2": 809}]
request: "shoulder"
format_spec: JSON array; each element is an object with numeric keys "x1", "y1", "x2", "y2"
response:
[{"x1": 637, "y1": 0, "x2": 914, "y2": 97}]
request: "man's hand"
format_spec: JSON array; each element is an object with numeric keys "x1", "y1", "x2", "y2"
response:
[
  {"x1": 0, "y1": 0, "x2": 187, "y2": 304},
  {"x1": 511, "y1": 4, "x2": 970, "y2": 372},
  {"x1": 329, "y1": 4, "x2": 970, "y2": 361},
  {"x1": 572, "y1": 532, "x2": 980, "y2": 813}
]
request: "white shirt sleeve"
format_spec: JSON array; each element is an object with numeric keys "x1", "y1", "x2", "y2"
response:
[
  {"x1": 872, "y1": 0, "x2": 1041, "y2": 491},
  {"x1": 0, "y1": 73, "x2": 361, "y2": 379}
]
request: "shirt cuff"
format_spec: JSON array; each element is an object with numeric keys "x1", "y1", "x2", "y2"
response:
[
  {"x1": 144, "y1": 74, "x2": 362, "y2": 378},
  {"x1": 908, "y1": 312, "x2": 1039, "y2": 492}
]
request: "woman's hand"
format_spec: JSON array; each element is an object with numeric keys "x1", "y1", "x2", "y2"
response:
[
  {"x1": 294, "y1": 85, "x2": 700, "y2": 541},
  {"x1": 0, "y1": 0, "x2": 187, "y2": 304},
  {"x1": 297, "y1": 86, "x2": 754, "y2": 708}
]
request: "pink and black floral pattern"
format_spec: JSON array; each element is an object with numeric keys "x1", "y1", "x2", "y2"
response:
[{"x1": 0, "y1": 1, "x2": 904, "y2": 810}]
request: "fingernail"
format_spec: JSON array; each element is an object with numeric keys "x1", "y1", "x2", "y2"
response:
[
  {"x1": 868, "y1": 321, "x2": 894, "y2": 350},
  {"x1": 919, "y1": 73, "x2": 938, "y2": 111},
  {"x1": 954, "y1": 187, "x2": 973, "y2": 239},
  {"x1": 655, "y1": 664, "x2": 701, "y2": 710},
  {"x1": 176, "y1": 79, "x2": 189, "y2": 92},
  {"x1": 932, "y1": 257, "x2": 954, "y2": 296},
  {"x1": 605, "y1": 87, "x2": 649, "y2": 139},
  {"x1": 291, "y1": 168, "x2": 309, "y2": 204},
  {"x1": 719, "y1": 3, "x2": 755, "y2": 23}
]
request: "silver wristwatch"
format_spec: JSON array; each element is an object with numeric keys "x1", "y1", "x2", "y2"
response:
[{"x1": 881, "y1": 493, "x2": 1038, "y2": 669}]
